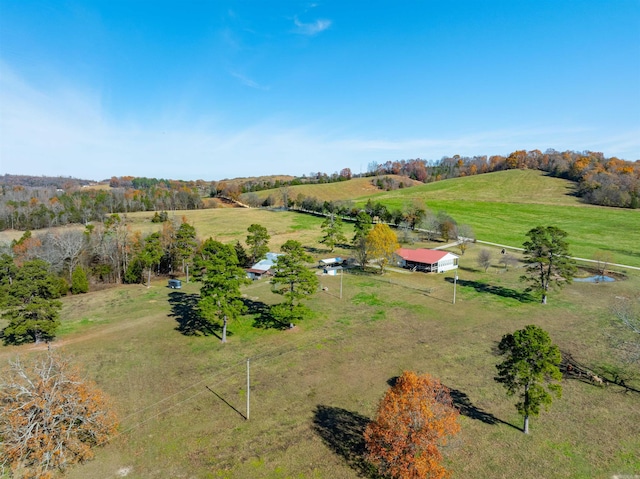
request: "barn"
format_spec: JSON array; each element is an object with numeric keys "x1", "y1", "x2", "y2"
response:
[
  {"x1": 246, "y1": 252, "x2": 283, "y2": 280},
  {"x1": 395, "y1": 248, "x2": 459, "y2": 273}
]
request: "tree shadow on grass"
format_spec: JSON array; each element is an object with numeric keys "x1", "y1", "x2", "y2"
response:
[
  {"x1": 312, "y1": 405, "x2": 379, "y2": 478},
  {"x1": 445, "y1": 278, "x2": 535, "y2": 303},
  {"x1": 242, "y1": 297, "x2": 289, "y2": 330},
  {"x1": 447, "y1": 387, "x2": 522, "y2": 432},
  {"x1": 168, "y1": 291, "x2": 221, "y2": 338}
]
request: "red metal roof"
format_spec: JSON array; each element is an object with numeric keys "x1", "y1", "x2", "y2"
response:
[{"x1": 396, "y1": 248, "x2": 450, "y2": 264}]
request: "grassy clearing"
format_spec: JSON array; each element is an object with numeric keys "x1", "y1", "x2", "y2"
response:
[{"x1": 3, "y1": 241, "x2": 638, "y2": 479}]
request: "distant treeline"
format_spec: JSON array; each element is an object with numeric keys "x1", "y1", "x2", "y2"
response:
[
  {"x1": 0, "y1": 181, "x2": 206, "y2": 231},
  {"x1": 0, "y1": 174, "x2": 96, "y2": 189},
  {"x1": 2, "y1": 149, "x2": 638, "y2": 231}
]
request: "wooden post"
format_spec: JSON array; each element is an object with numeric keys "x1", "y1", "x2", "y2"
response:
[{"x1": 246, "y1": 358, "x2": 250, "y2": 421}]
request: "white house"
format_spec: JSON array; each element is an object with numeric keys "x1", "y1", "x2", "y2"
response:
[{"x1": 395, "y1": 248, "x2": 459, "y2": 273}]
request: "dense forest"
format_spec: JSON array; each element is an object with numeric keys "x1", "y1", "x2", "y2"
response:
[{"x1": 1, "y1": 149, "x2": 638, "y2": 231}]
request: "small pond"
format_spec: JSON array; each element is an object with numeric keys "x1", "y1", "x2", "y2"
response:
[{"x1": 574, "y1": 275, "x2": 615, "y2": 283}]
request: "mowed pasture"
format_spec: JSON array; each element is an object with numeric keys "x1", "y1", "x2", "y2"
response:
[
  {"x1": 2, "y1": 227, "x2": 639, "y2": 478},
  {"x1": 1, "y1": 171, "x2": 639, "y2": 478},
  {"x1": 357, "y1": 170, "x2": 639, "y2": 268}
]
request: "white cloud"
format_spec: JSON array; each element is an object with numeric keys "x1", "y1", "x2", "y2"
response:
[
  {"x1": 292, "y1": 16, "x2": 332, "y2": 36},
  {"x1": 229, "y1": 71, "x2": 270, "y2": 90}
]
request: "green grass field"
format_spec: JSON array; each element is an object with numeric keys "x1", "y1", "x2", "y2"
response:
[
  {"x1": 2, "y1": 243, "x2": 639, "y2": 479},
  {"x1": 355, "y1": 170, "x2": 640, "y2": 268},
  {"x1": 1, "y1": 169, "x2": 639, "y2": 479}
]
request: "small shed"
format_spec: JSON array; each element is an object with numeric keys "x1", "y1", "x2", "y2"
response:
[
  {"x1": 323, "y1": 265, "x2": 343, "y2": 276},
  {"x1": 168, "y1": 279, "x2": 182, "y2": 289},
  {"x1": 395, "y1": 248, "x2": 459, "y2": 273}
]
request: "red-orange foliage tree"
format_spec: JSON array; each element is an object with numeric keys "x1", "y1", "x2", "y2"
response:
[
  {"x1": 0, "y1": 352, "x2": 119, "y2": 478},
  {"x1": 364, "y1": 371, "x2": 460, "y2": 479}
]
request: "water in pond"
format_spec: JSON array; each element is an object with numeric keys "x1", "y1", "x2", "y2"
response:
[{"x1": 574, "y1": 275, "x2": 615, "y2": 283}]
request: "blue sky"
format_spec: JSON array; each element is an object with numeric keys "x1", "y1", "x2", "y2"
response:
[{"x1": 1, "y1": 1, "x2": 639, "y2": 181}]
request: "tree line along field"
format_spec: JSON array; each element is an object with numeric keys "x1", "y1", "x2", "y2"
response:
[{"x1": 1, "y1": 169, "x2": 639, "y2": 478}]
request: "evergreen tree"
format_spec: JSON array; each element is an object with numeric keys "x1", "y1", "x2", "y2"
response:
[
  {"x1": 71, "y1": 265, "x2": 89, "y2": 294},
  {"x1": 234, "y1": 240, "x2": 250, "y2": 268},
  {"x1": 494, "y1": 325, "x2": 563, "y2": 434},
  {"x1": 140, "y1": 232, "x2": 163, "y2": 287},
  {"x1": 246, "y1": 224, "x2": 270, "y2": 265},
  {"x1": 270, "y1": 240, "x2": 319, "y2": 326},
  {"x1": 194, "y1": 239, "x2": 250, "y2": 343},
  {"x1": 1, "y1": 259, "x2": 62, "y2": 345},
  {"x1": 320, "y1": 213, "x2": 348, "y2": 252},
  {"x1": 0, "y1": 254, "x2": 18, "y2": 307},
  {"x1": 521, "y1": 226, "x2": 577, "y2": 304},
  {"x1": 175, "y1": 220, "x2": 198, "y2": 281},
  {"x1": 352, "y1": 211, "x2": 373, "y2": 270}
]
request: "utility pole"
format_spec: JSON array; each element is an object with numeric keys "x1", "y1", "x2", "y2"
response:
[
  {"x1": 246, "y1": 358, "x2": 250, "y2": 421},
  {"x1": 340, "y1": 268, "x2": 343, "y2": 299},
  {"x1": 453, "y1": 272, "x2": 458, "y2": 304}
]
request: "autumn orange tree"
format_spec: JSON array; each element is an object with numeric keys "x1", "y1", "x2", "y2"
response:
[
  {"x1": 0, "y1": 352, "x2": 119, "y2": 478},
  {"x1": 364, "y1": 371, "x2": 460, "y2": 479}
]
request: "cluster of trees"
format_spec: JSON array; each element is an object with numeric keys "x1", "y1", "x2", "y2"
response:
[
  {"x1": 1, "y1": 215, "x2": 199, "y2": 292},
  {"x1": 291, "y1": 195, "x2": 471, "y2": 245},
  {"x1": 0, "y1": 174, "x2": 95, "y2": 189},
  {"x1": 237, "y1": 168, "x2": 354, "y2": 194},
  {"x1": 364, "y1": 324, "x2": 563, "y2": 478},
  {"x1": 0, "y1": 180, "x2": 205, "y2": 231},
  {"x1": 194, "y1": 226, "x2": 319, "y2": 339}
]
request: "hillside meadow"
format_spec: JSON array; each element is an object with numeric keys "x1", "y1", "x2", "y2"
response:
[{"x1": 357, "y1": 170, "x2": 640, "y2": 269}]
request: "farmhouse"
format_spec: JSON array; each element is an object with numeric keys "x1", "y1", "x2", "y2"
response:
[
  {"x1": 246, "y1": 252, "x2": 283, "y2": 280},
  {"x1": 395, "y1": 248, "x2": 459, "y2": 273}
]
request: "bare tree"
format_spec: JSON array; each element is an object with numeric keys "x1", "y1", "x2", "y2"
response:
[
  {"x1": 611, "y1": 296, "x2": 640, "y2": 366},
  {"x1": 499, "y1": 253, "x2": 519, "y2": 271},
  {"x1": 279, "y1": 185, "x2": 291, "y2": 209},
  {"x1": 593, "y1": 250, "x2": 613, "y2": 277},
  {"x1": 477, "y1": 249, "x2": 492, "y2": 272},
  {"x1": 54, "y1": 230, "x2": 86, "y2": 282},
  {"x1": 416, "y1": 212, "x2": 439, "y2": 242},
  {"x1": 456, "y1": 224, "x2": 475, "y2": 255},
  {"x1": 0, "y1": 352, "x2": 118, "y2": 477}
]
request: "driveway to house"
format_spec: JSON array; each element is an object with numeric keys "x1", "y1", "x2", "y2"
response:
[{"x1": 475, "y1": 240, "x2": 640, "y2": 272}]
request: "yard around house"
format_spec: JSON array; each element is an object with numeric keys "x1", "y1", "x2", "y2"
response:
[{"x1": 2, "y1": 239, "x2": 638, "y2": 479}]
